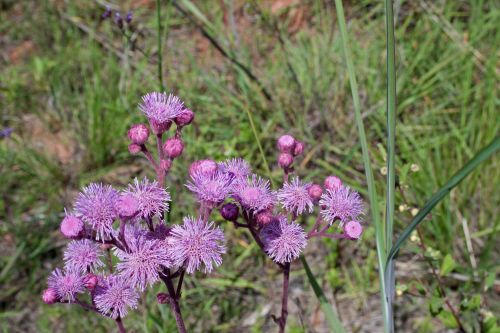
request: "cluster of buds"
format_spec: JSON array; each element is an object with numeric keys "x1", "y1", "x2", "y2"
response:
[
  {"x1": 42, "y1": 91, "x2": 365, "y2": 333},
  {"x1": 102, "y1": 6, "x2": 133, "y2": 30}
]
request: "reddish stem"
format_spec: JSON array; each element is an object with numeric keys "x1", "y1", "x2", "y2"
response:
[
  {"x1": 115, "y1": 317, "x2": 126, "y2": 333},
  {"x1": 161, "y1": 273, "x2": 187, "y2": 333},
  {"x1": 278, "y1": 262, "x2": 290, "y2": 333}
]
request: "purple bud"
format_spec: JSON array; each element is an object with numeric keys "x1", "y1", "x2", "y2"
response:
[
  {"x1": 125, "y1": 11, "x2": 133, "y2": 24},
  {"x1": 115, "y1": 194, "x2": 139, "y2": 219},
  {"x1": 160, "y1": 159, "x2": 172, "y2": 172},
  {"x1": 293, "y1": 141, "x2": 304, "y2": 156},
  {"x1": 157, "y1": 293, "x2": 169, "y2": 304},
  {"x1": 128, "y1": 143, "x2": 142, "y2": 155},
  {"x1": 256, "y1": 210, "x2": 274, "y2": 226},
  {"x1": 189, "y1": 159, "x2": 218, "y2": 177},
  {"x1": 163, "y1": 138, "x2": 184, "y2": 158},
  {"x1": 278, "y1": 153, "x2": 294, "y2": 169},
  {"x1": 345, "y1": 221, "x2": 363, "y2": 239},
  {"x1": 60, "y1": 215, "x2": 84, "y2": 239},
  {"x1": 102, "y1": 6, "x2": 112, "y2": 19},
  {"x1": 42, "y1": 288, "x2": 58, "y2": 304},
  {"x1": 220, "y1": 203, "x2": 239, "y2": 222},
  {"x1": 83, "y1": 273, "x2": 98, "y2": 290},
  {"x1": 115, "y1": 12, "x2": 123, "y2": 29},
  {"x1": 128, "y1": 124, "x2": 149, "y2": 145},
  {"x1": 308, "y1": 184, "x2": 323, "y2": 203},
  {"x1": 324, "y1": 176, "x2": 342, "y2": 191},
  {"x1": 174, "y1": 109, "x2": 194, "y2": 127},
  {"x1": 150, "y1": 119, "x2": 172, "y2": 135},
  {"x1": 277, "y1": 134, "x2": 296, "y2": 153}
]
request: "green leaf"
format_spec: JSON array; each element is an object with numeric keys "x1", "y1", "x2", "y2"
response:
[
  {"x1": 439, "y1": 254, "x2": 456, "y2": 276},
  {"x1": 429, "y1": 297, "x2": 444, "y2": 316},
  {"x1": 438, "y1": 310, "x2": 458, "y2": 329},
  {"x1": 301, "y1": 257, "x2": 346, "y2": 333}
]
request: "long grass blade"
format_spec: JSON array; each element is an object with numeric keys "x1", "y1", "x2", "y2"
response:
[
  {"x1": 332, "y1": 0, "x2": 389, "y2": 330},
  {"x1": 386, "y1": 136, "x2": 500, "y2": 264},
  {"x1": 384, "y1": 0, "x2": 397, "y2": 331},
  {"x1": 300, "y1": 257, "x2": 346, "y2": 333}
]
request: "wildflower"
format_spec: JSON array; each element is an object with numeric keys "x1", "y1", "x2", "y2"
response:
[
  {"x1": 128, "y1": 143, "x2": 142, "y2": 154},
  {"x1": 125, "y1": 11, "x2": 133, "y2": 24},
  {"x1": 293, "y1": 141, "x2": 304, "y2": 156},
  {"x1": 324, "y1": 176, "x2": 342, "y2": 191},
  {"x1": 319, "y1": 185, "x2": 364, "y2": 225},
  {"x1": 307, "y1": 184, "x2": 323, "y2": 203},
  {"x1": 219, "y1": 203, "x2": 239, "y2": 222},
  {"x1": 0, "y1": 127, "x2": 13, "y2": 139},
  {"x1": 277, "y1": 177, "x2": 313, "y2": 215},
  {"x1": 42, "y1": 288, "x2": 58, "y2": 304},
  {"x1": 163, "y1": 137, "x2": 184, "y2": 158},
  {"x1": 75, "y1": 183, "x2": 118, "y2": 241},
  {"x1": 95, "y1": 276, "x2": 139, "y2": 319},
  {"x1": 175, "y1": 109, "x2": 194, "y2": 127},
  {"x1": 277, "y1": 134, "x2": 296, "y2": 153},
  {"x1": 47, "y1": 268, "x2": 85, "y2": 302},
  {"x1": 115, "y1": 193, "x2": 140, "y2": 219},
  {"x1": 218, "y1": 158, "x2": 251, "y2": 181},
  {"x1": 115, "y1": 236, "x2": 171, "y2": 290},
  {"x1": 188, "y1": 159, "x2": 218, "y2": 177},
  {"x1": 64, "y1": 239, "x2": 104, "y2": 273},
  {"x1": 125, "y1": 178, "x2": 170, "y2": 218},
  {"x1": 232, "y1": 174, "x2": 275, "y2": 213},
  {"x1": 186, "y1": 171, "x2": 234, "y2": 208},
  {"x1": 127, "y1": 124, "x2": 149, "y2": 145},
  {"x1": 256, "y1": 210, "x2": 274, "y2": 226},
  {"x1": 114, "y1": 12, "x2": 123, "y2": 29},
  {"x1": 60, "y1": 213, "x2": 84, "y2": 239},
  {"x1": 139, "y1": 92, "x2": 184, "y2": 133},
  {"x1": 344, "y1": 221, "x2": 363, "y2": 239},
  {"x1": 167, "y1": 216, "x2": 226, "y2": 274},
  {"x1": 83, "y1": 273, "x2": 99, "y2": 290},
  {"x1": 278, "y1": 153, "x2": 294, "y2": 169},
  {"x1": 261, "y1": 217, "x2": 307, "y2": 264},
  {"x1": 101, "y1": 6, "x2": 112, "y2": 19},
  {"x1": 157, "y1": 293, "x2": 169, "y2": 304}
]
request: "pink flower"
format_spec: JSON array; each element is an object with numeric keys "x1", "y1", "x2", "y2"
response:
[
  {"x1": 260, "y1": 217, "x2": 307, "y2": 264},
  {"x1": 186, "y1": 171, "x2": 234, "y2": 208},
  {"x1": 75, "y1": 183, "x2": 118, "y2": 241},
  {"x1": 125, "y1": 178, "x2": 170, "y2": 218},
  {"x1": 344, "y1": 220, "x2": 363, "y2": 239},
  {"x1": 115, "y1": 236, "x2": 171, "y2": 290},
  {"x1": 277, "y1": 177, "x2": 314, "y2": 215},
  {"x1": 94, "y1": 275, "x2": 139, "y2": 319},
  {"x1": 42, "y1": 288, "x2": 58, "y2": 304},
  {"x1": 218, "y1": 158, "x2": 251, "y2": 181},
  {"x1": 64, "y1": 239, "x2": 104, "y2": 273},
  {"x1": 167, "y1": 216, "x2": 226, "y2": 274},
  {"x1": 319, "y1": 185, "x2": 364, "y2": 225},
  {"x1": 139, "y1": 92, "x2": 184, "y2": 125},
  {"x1": 47, "y1": 268, "x2": 85, "y2": 302},
  {"x1": 232, "y1": 174, "x2": 275, "y2": 213},
  {"x1": 60, "y1": 213, "x2": 84, "y2": 239}
]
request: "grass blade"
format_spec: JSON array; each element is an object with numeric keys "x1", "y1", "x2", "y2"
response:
[
  {"x1": 300, "y1": 256, "x2": 346, "y2": 333},
  {"x1": 384, "y1": 0, "x2": 397, "y2": 331},
  {"x1": 333, "y1": 0, "x2": 389, "y2": 330},
  {"x1": 386, "y1": 136, "x2": 500, "y2": 264}
]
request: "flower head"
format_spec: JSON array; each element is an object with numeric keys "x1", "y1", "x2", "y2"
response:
[
  {"x1": 188, "y1": 159, "x2": 218, "y2": 177},
  {"x1": 260, "y1": 217, "x2": 307, "y2": 264},
  {"x1": 232, "y1": 174, "x2": 275, "y2": 213},
  {"x1": 42, "y1": 288, "x2": 58, "y2": 304},
  {"x1": 139, "y1": 92, "x2": 184, "y2": 124},
  {"x1": 186, "y1": 171, "x2": 234, "y2": 208},
  {"x1": 167, "y1": 216, "x2": 226, "y2": 274},
  {"x1": 75, "y1": 183, "x2": 118, "y2": 241},
  {"x1": 64, "y1": 239, "x2": 104, "y2": 273},
  {"x1": 47, "y1": 268, "x2": 85, "y2": 302},
  {"x1": 125, "y1": 178, "x2": 170, "y2": 218},
  {"x1": 115, "y1": 193, "x2": 140, "y2": 219},
  {"x1": 319, "y1": 185, "x2": 364, "y2": 225},
  {"x1": 95, "y1": 275, "x2": 139, "y2": 319},
  {"x1": 218, "y1": 158, "x2": 251, "y2": 181},
  {"x1": 344, "y1": 220, "x2": 363, "y2": 239},
  {"x1": 60, "y1": 213, "x2": 84, "y2": 239},
  {"x1": 115, "y1": 236, "x2": 171, "y2": 290},
  {"x1": 277, "y1": 177, "x2": 314, "y2": 215}
]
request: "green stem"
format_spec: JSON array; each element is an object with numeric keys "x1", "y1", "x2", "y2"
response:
[{"x1": 156, "y1": 0, "x2": 165, "y2": 91}]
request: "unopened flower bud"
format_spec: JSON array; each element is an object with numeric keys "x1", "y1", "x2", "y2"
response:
[
  {"x1": 278, "y1": 153, "x2": 294, "y2": 169},
  {"x1": 293, "y1": 141, "x2": 304, "y2": 156},
  {"x1": 160, "y1": 159, "x2": 172, "y2": 172},
  {"x1": 189, "y1": 159, "x2": 218, "y2": 177},
  {"x1": 324, "y1": 176, "x2": 342, "y2": 191},
  {"x1": 345, "y1": 221, "x2": 363, "y2": 239},
  {"x1": 163, "y1": 138, "x2": 184, "y2": 158},
  {"x1": 83, "y1": 273, "x2": 98, "y2": 290},
  {"x1": 175, "y1": 109, "x2": 194, "y2": 127},
  {"x1": 157, "y1": 293, "x2": 169, "y2": 304},
  {"x1": 150, "y1": 119, "x2": 172, "y2": 135},
  {"x1": 308, "y1": 184, "x2": 323, "y2": 203},
  {"x1": 42, "y1": 288, "x2": 58, "y2": 304},
  {"x1": 115, "y1": 12, "x2": 123, "y2": 29},
  {"x1": 277, "y1": 134, "x2": 296, "y2": 153},
  {"x1": 125, "y1": 11, "x2": 133, "y2": 24},
  {"x1": 256, "y1": 210, "x2": 274, "y2": 226},
  {"x1": 60, "y1": 215, "x2": 84, "y2": 239},
  {"x1": 128, "y1": 124, "x2": 149, "y2": 145},
  {"x1": 220, "y1": 203, "x2": 239, "y2": 222},
  {"x1": 102, "y1": 6, "x2": 112, "y2": 20},
  {"x1": 115, "y1": 194, "x2": 139, "y2": 219},
  {"x1": 128, "y1": 143, "x2": 142, "y2": 154}
]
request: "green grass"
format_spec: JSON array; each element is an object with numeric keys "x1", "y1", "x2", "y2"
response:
[{"x1": 1, "y1": 1, "x2": 498, "y2": 332}]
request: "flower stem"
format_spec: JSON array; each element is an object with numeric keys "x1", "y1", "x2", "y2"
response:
[
  {"x1": 115, "y1": 317, "x2": 127, "y2": 333},
  {"x1": 278, "y1": 262, "x2": 290, "y2": 333},
  {"x1": 162, "y1": 274, "x2": 187, "y2": 333},
  {"x1": 156, "y1": 0, "x2": 164, "y2": 91}
]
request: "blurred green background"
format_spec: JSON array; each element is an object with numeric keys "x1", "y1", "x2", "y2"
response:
[{"x1": 0, "y1": 0, "x2": 498, "y2": 332}]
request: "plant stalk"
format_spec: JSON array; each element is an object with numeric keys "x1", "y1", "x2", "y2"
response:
[{"x1": 278, "y1": 262, "x2": 290, "y2": 333}]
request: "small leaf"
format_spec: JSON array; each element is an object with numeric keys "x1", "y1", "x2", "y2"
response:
[
  {"x1": 438, "y1": 310, "x2": 458, "y2": 329},
  {"x1": 429, "y1": 297, "x2": 443, "y2": 316},
  {"x1": 440, "y1": 254, "x2": 456, "y2": 276}
]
